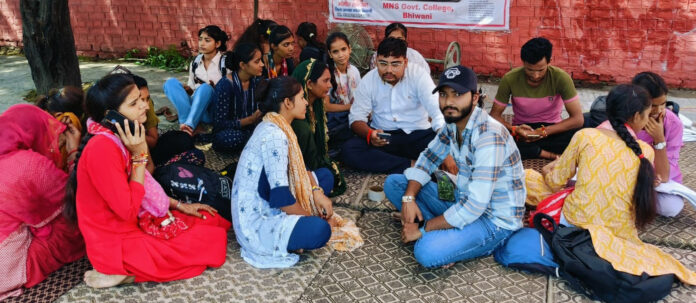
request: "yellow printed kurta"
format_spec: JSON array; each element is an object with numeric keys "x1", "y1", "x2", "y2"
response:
[{"x1": 525, "y1": 128, "x2": 696, "y2": 284}]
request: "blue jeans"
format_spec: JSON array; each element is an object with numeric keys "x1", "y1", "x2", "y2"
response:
[
  {"x1": 163, "y1": 78, "x2": 214, "y2": 128},
  {"x1": 384, "y1": 174, "x2": 514, "y2": 268}
]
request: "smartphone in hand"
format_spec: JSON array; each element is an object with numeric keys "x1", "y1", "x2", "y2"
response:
[
  {"x1": 377, "y1": 132, "x2": 392, "y2": 142},
  {"x1": 105, "y1": 110, "x2": 137, "y2": 136},
  {"x1": 526, "y1": 134, "x2": 541, "y2": 138}
]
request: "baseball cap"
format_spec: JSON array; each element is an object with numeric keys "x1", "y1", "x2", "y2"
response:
[{"x1": 432, "y1": 66, "x2": 477, "y2": 94}]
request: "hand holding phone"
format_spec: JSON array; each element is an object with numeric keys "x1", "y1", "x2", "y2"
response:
[
  {"x1": 377, "y1": 132, "x2": 391, "y2": 141},
  {"x1": 526, "y1": 134, "x2": 541, "y2": 138},
  {"x1": 105, "y1": 110, "x2": 137, "y2": 136}
]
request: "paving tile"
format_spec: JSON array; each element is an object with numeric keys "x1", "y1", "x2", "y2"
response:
[
  {"x1": 55, "y1": 208, "x2": 360, "y2": 303},
  {"x1": 298, "y1": 212, "x2": 548, "y2": 303}
]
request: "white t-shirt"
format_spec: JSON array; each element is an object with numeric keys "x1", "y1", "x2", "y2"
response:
[{"x1": 187, "y1": 52, "x2": 223, "y2": 90}]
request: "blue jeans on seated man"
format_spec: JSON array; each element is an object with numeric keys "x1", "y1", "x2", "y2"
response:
[
  {"x1": 163, "y1": 78, "x2": 214, "y2": 129},
  {"x1": 383, "y1": 174, "x2": 514, "y2": 268}
]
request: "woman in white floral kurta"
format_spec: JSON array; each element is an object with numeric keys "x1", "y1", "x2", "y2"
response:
[{"x1": 231, "y1": 77, "x2": 335, "y2": 268}]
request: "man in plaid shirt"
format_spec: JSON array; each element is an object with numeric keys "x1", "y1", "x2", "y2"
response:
[{"x1": 384, "y1": 66, "x2": 526, "y2": 268}]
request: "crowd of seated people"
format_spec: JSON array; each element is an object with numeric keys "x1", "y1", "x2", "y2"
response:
[{"x1": 3, "y1": 19, "x2": 696, "y2": 301}]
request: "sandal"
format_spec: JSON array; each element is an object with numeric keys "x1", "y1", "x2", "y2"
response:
[
  {"x1": 164, "y1": 110, "x2": 178, "y2": 122},
  {"x1": 155, "y1": 106, "x2": 171, "y2": 116}
]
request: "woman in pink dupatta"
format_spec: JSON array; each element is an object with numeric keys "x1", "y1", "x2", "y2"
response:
[{"x1": 0, "y1": 104, "x2": 85, "y2": 300}]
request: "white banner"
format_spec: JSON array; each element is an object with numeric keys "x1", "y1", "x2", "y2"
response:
[{"x1": 329, "y1": 0, "x2": 510, "y2": 30}]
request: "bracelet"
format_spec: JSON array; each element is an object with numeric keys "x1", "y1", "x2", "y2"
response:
[
  {"x1": 311, "y1": 185, "x2": 324, "y2": 193},
  {"x1": 131, "y1": 152, "x2": 149, "y2": 161},
  {"x1": 511, "y1": 126, "x2": 517, "y2": 138},
  {"x1": 418, "y1": 220, "x2": 427, "y2": 234},
  {"x1": 541, "y1": 125, "x2": 547, "y2": 137},
  {"x1": 366, "y1": 129, "x2": 373, "y2": 145},
  {"x1": 176, "y1": 200, "x2": 182, "y2": 209},
  {"x1": 67, "y1": 149, "x2": 78, "y2": 158}
]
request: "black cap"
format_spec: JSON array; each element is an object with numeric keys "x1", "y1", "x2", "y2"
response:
[{"x1": 433, "y1": 65, "x2": 477, "y2": 94}]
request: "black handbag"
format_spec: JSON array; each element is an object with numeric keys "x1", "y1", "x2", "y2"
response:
[{"x1": 534, "y1": 213, "x2": 675, "y2": 303}]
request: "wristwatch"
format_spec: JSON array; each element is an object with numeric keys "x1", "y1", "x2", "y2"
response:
[
  {"x1": 402, "y1": 195, "x2": 415, "y2": 203},
  {"x1": 653, "y1": 142, "x2": 667, "y2": 150}
]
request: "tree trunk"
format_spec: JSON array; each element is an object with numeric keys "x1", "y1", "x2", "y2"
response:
[{"x1": 20, "y1": 0, "x2": 81, "y2": 95}]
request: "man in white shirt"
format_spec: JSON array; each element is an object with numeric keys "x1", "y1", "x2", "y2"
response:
[{"x1": 342, "y1": 37, "x2": 446, "y2": 173}]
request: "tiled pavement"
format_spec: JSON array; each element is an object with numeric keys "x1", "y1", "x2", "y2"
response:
[
  {"x1": 2, "y1": 56, "x2": 696, "y2": 302},
  {"x1": 4, "y1": 144, "x2": 693, "y2": 303}
]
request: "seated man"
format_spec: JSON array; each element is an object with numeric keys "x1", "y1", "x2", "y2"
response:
[
  {"x1": 342, "y1": 37, "x2": 446, "y2": 174},
  {"x1": 370, "y1": 23, "x2": 430, "y2": 73},
  {"x1": 384, "y1": 66, "x2": 526, "y2": 268},
  {"x1": 490, "y1": 37, "x2": 583, "y2": 159}
]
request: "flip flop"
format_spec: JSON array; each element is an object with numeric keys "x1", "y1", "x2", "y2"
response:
[
  {"x1": 164, "y1": 111, "x2": 178, "y2": 122},
  {"x1": 155, "y1": 106, "x2": 171, "y2": 116}
]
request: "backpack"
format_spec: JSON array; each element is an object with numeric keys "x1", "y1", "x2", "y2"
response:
[
  {"x1": 191, "y1": 53, "x2": 228, "y2": 84},
  {"x1": 534, "y1": 213, "x2": 675, "y2": 303},
  {"x1": 493, "y1": 227, "x2": 559, "y2": 276},
  {"x1": 153, "y1": 163, "x2": 232, "y2": 222}
]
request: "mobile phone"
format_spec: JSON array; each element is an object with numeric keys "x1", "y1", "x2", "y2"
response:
[
  {"x1": 527, "y1": 134, "x2": 541, "y2": 138},
  {"x1": 105, "y1": 110, "x2": 137, "y2": 136},
  {"x1": 377, "y1": 132, "x2": 392, "y2": 140}
]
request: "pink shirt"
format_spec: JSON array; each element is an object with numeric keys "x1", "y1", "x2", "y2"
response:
[{"x1": 636, "y1": 110, "x2": 684, "y2": 183}]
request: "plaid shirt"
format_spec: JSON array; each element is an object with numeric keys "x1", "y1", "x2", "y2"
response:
[{"x1": 404, "y1": 107, "x2": 526, "y2": 230}]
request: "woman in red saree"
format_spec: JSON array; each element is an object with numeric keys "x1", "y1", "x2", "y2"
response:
[{"x1": 0, "y1": 104, "x2": 85, "y2": 300}]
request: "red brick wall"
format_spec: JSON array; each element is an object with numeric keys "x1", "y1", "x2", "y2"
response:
[{"x1": 2, "y1": 0, "x2": 696, "y2": 88}]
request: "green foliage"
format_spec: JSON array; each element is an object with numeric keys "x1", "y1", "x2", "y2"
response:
[
  {"x1": 132, "y1": 45, "x2": 189, "y2": 72},
  {"x1": 124, "y1": 48, "x2": 139, "y2": 59}
]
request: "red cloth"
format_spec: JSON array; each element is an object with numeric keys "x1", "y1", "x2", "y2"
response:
[
  {"x1": 76, "y1": 135, "x2": 230, "y2": 282},
  {"x1": 529, "y1": 187, "x2": 575, "y2": 229},
  {"x1": 0, "y1": 105, "x2": 85, "y2": 299}
]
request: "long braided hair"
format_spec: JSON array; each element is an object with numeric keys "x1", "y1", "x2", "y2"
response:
[
  {"x1": 605, "y1": 84, "x2": 656, "y2": 229},
  {"x1": 63, "y1": 74, "x2": 136, "y2": 222}
]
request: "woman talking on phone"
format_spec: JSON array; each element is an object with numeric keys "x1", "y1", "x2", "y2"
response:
[{"x1": 64, "y1": 74, "x2": 230, "y2": 288}]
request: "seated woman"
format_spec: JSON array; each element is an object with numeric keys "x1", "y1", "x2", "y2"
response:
[
  {"x1": 632, "y1": 72, "x2": 686, "y2": 217},
  {"x1": 35, "y1": 86, "x2": 85, "y2": 131},
  {"x1": 64, "y1": 73, "x2": 231, "y2": 288},
  {"x1": 164, "y1": 25, "x2": 228, "y2": 136},
  {"x1": 0, "y1": 104, "x2": 84, "y2": 300},
  {"x1": 264, "y1": 25, "x2": 296, "y2": 78},
  {"x1": 235, "y1": 19, "x2": 277, "y2": 60},
  {"x1": 325, "y1": 32, "x2": 361, "y2": 149},
  {"x1": 526, "y1": 84, "x2": 696, "y2": 285},
  {"x1": 296, "y1": 22, "x2": 325, "y2": 62},
  {"x1": 211, "y1": 42, "x2": 265, "y2": 152},
  {"x1": 291, "y1": 59, "x2": 346, "y2": 196},
  {"x1": 231, "y1": 77, "x2": 361, "y2": 268}
]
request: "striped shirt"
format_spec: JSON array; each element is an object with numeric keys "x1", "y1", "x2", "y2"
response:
[{"x1": 404, "y1": 107, "x2": 526, "y2": 230}]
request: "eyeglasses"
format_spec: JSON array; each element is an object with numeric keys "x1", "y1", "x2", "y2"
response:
[{"x1": 377, "y1": 60, "x2": 404, "y2": 68}]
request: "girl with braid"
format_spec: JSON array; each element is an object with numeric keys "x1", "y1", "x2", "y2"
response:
[{"x1": 525, "y1": 84, "x2": 696, "y2": 285}]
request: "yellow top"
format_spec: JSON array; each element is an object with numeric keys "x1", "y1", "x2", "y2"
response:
[{"x1": 525, "y1": 128, "x2": 696, "y2": 284}]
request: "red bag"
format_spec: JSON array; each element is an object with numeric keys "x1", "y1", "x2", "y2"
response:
[
  {"x1": 529, "y1": 187, "x2": 574, "y2": 229},
  {"x1": 138, "y1": 211, "x2": 190, "y2": 239}
]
